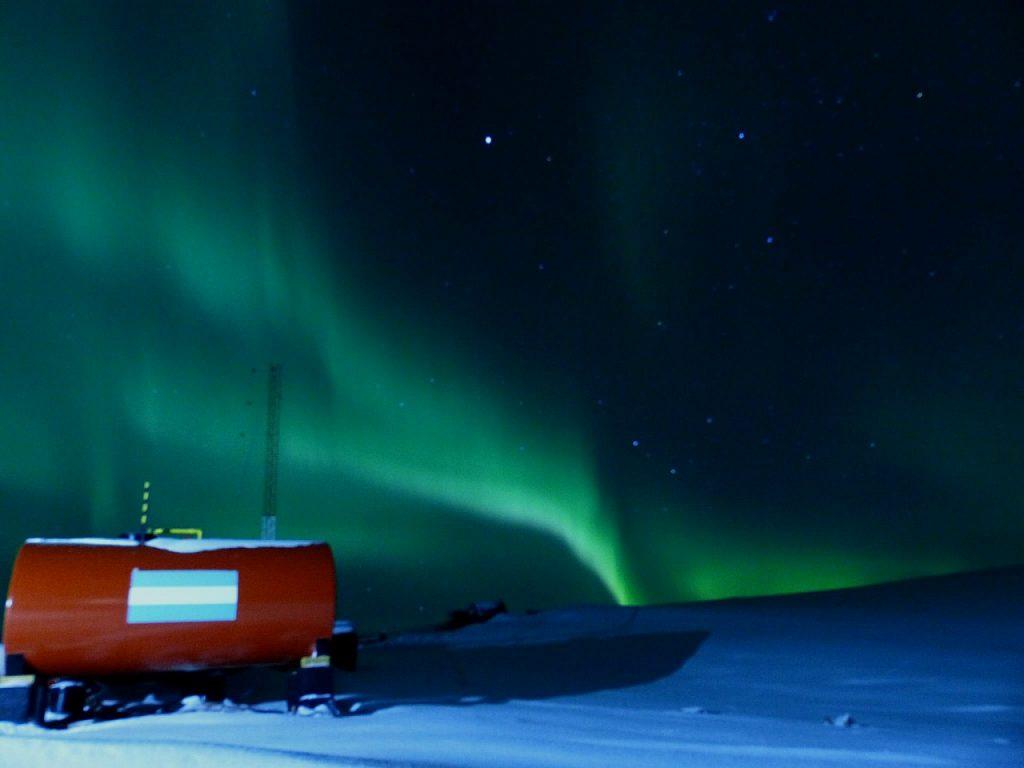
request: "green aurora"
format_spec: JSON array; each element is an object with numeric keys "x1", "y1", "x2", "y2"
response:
[
  {"x1": 1, "y1": 2, "x2": 1020, "y2": 630},
  {"x1": 0, "y1": 3, "x2": 635, "y2": 626}
]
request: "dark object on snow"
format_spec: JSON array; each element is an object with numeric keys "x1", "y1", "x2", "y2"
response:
[
  {"x1": 285, "y1": 631, "x2": 362, "y2": 715},
  {"x1": 26, "y1": 670, "x2": 226, "y2": 728},
  {"x1": 0, "y1": 675, "x2": 35, "y2": 724},
  {"x1": 39, "y1": 679, "x2": 89, "y2": 729},
  {"x1": 331, "y1": 621, "x2": 359, "y2": 672},
  {"x1": 439, "y1": 600, "x2": 508, "y2": 631},
  {"x1": 287, "y1": 657, "x2": 334, "y2": 713},
  {"x1": 1, "y1": 651, "x2": 40, "y2": 724}
]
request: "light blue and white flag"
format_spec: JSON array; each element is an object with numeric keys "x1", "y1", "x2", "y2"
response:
[{"x1": 127, "y1": 569, "x2": 239, "y2": 624}]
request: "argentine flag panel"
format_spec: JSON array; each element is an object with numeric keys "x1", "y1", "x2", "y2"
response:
[{"x1": 127, "y1": 569, "x2": 239, "y2": 624}]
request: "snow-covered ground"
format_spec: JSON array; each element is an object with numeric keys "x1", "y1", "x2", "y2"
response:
[{"x1": 2, "y1": 567, "x2": 1021, "y2": 767}]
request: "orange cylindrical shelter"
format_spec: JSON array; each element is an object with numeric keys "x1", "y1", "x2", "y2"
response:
[{"x1": 2, "y1": 538, "x2": 336, "y2": 677}]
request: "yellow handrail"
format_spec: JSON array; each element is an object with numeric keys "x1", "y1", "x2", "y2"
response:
[{"x1": 150, "y1": 527, "x2": 204, "y2": 539}]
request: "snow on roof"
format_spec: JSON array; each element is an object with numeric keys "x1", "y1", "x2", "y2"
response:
[{"x1": 24, "y1": 537, "x2": 322, "y2": 552}]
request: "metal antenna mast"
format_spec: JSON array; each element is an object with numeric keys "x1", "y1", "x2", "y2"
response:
[{"x1": 261, "y1": 363, "x2": 282, "y2": 540}]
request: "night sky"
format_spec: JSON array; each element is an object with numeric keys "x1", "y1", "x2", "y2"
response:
[{"x1": 1, "y1": 2, "x2": 1022, "y2": 631}]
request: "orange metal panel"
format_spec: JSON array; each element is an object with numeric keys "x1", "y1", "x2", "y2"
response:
[{"x1": 2, "y1": 540, "x2": 336, "y2": 676}]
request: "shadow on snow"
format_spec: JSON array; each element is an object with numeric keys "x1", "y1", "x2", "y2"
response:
[{"x1": 339, "y1": 629, "x2": 710, "y2": 712}]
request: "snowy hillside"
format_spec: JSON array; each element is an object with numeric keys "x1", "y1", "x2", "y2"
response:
[{"x1": 2, "y1": 568, "x2": 1021, "y2": 767}]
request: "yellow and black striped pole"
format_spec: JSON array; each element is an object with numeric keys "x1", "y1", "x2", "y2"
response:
[{"x1": 139, "y1": 480, "x2": 150, "y2": 534}]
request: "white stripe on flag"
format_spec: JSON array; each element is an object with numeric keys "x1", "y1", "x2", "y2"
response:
[{"x1": 127, "y1": 585, "x2": 239, "y2": 606}]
